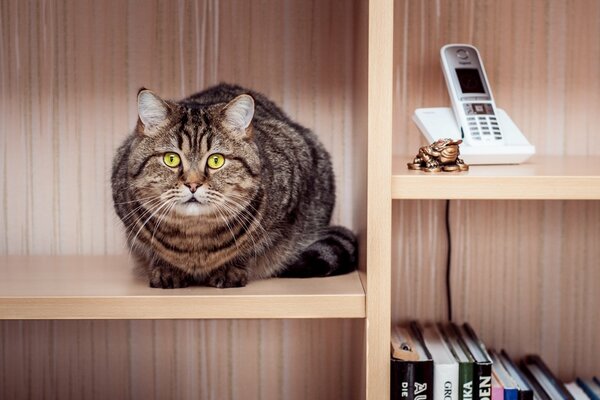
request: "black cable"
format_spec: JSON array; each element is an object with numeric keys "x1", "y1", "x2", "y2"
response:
[{"x1": 445, "y1": 199, "x2": 453, "y2": 322}]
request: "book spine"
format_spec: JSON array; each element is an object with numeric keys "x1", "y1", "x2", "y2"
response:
[
  {"x1": 518, "y1": 388, "x2": 534, "y2": 400},
  {"x1": 458, "y1": 363, "x2": 474, "y2": 400},
  {"x1": 414, "y1": 361, "x2": 434, "y2": 400},
  {"x1": 434, "y1": 363, "x2": 459, "y2": 400},
  {"x1": 391, "y1": 359, "x2": 414, "y2": 400},
  {"x1": 491, "y1": 386, "x2": 503, "y2": 400},
  {"x1": 504, "y1": 388, "x2": 518, "y2": 400},
  {"x1": 473, "y1": 363, "x2": 492, "y2": 400}
]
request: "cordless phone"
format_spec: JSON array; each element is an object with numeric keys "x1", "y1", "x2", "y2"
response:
[{"x1": 441, "y1": 44, "x2": 504, "y2": 146}]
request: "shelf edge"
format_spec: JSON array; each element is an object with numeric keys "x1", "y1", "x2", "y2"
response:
[
  {"x1": 0, "y1": 294, "x2": 366, "y2": 320},
  {"x1": 392, "y1": 176, "x2": 600, "y2": 200}
]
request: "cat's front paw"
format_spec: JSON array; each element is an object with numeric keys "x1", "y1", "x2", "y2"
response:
[
  {"x1": 206, "y1": 266, "x2": 249, "y2": 288},
  {"x1": 149, "y1": 264, "x2": 192, "y2": 289}
]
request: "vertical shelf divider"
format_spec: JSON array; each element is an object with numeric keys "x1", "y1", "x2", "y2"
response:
[{"x1": 366, "y1": 0, "x2": 394, "y2": 398}]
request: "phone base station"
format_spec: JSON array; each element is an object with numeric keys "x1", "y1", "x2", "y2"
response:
[{"x1": 413, "y1": 107, "x2": 535, "y2": 165}]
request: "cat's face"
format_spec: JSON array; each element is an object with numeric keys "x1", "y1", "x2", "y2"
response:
[{"x1": 128, "y1": 90, "x2": 260, "y2": 219}]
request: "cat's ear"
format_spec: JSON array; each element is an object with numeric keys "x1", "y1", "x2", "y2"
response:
[
  {"x1": 222, "y1": 94, "x2": 255, "y2": 136},
  {"x1": 137, "y1": 88, "x2": 171, "y2": 135}
]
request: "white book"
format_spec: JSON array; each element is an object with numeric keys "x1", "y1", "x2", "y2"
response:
[
  {"x1": 565, "y1": 382, "x2": 591, "y2": 400},
  {"x1": 422, "y1": 324, "x2": 459, "y2": 400}
]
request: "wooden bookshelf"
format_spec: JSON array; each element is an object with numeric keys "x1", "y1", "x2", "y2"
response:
[
  {"x1": 392, "y1": 156, "x2": 600, "y2": 200},
  {"x1": 0, "y1": 256, "x2": 366, "y2": 320},
  {"x1": 6, "y1": 0, "x2": 599, "y2": 399}
]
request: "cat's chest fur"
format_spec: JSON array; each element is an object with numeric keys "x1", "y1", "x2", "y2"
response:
[{"x1": 142, "y1": 211, "x2": 266, "y2": 274}]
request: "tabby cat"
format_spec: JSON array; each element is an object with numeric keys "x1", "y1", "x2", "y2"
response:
[{"x1": 111, "y1": 84, "x2": 357, "y2": 288}]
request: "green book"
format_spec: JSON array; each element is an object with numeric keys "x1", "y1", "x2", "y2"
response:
[{"x1": 438, "y1": 323, "x2": 474, "y2": 400}]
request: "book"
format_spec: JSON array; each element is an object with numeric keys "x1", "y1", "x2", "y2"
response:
[
  {"x1": 419, "y1": 324, "x2": 459, "y2": 400},
  {"x1": 488, "y1": 349, "x2": 519, "y2": 400},
  {"x1": 452, "y1": 323, "x2": 492, "y2": 400},
  {"x1": 520, "y1": 355, "x2": 574, "y2": 399},
  {"x1": 439, "y1": 323, "x2": 475, "y2": 400},
  {"x1": 498, "y1": 350, "x2": 533, "y2": 400},
  {"x1": 491, "y1": 373, "x2": 504, "y2": 400},
  {"x1": 391, "y1": 323, "x2": 434, "y2": 400},
  {"x1": 565, "y1": 382, "x2": 592, "y2": 400},
  {"x1": 577, "y1": 378, "x2": 600, "y2": 400}
]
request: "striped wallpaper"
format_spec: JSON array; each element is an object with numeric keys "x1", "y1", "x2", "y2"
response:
[
  {"x1": 0, "y1": 0, "x2": 356, "y2": 255},
  {"x1": 0, "y1": 0, "x2": 362, "y2": 399}
]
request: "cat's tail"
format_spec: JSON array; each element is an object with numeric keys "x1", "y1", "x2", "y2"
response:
[{"x1": 278, "y1": 226, "x2": 358, "y2": 278}]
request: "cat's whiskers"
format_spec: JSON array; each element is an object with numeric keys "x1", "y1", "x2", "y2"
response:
[
  {"x1": 218, "y1": 193, "x2": 268, "y2": 238},
  {"x1": 208, "y1": 200, "x2": 239, "y2": 252},
  {"x1": 120, "y1": 196, "x2": 166, "y2": 223},
  {"x1": 224, "y1": 192, "x2": 265, "y2": 221},
  {"x1": 129, "y1": 197, "x2": 178, "y2": 252},
  {"x1": 122, "y1": 190, "x2": 178, "y2": 231},
  {"x1": 207, "y1": 191, "x2": 266, "y2": 262},
  {"x1": 150, "y1": 199, "x2": 178, "y2": 247},
  {"x1": 125, "y1": 192, "x2": 178, "y2": 249},
  {"x1": 214, "y1": 200, "x2": 259, "y2": 263},
  {"x1": 124, "y1": 200, "x2": 165, "y2": 241},
  {"x1": 211, "y1": 192, "x2": 269, "y2": 244},
  {"x1": 124, "y1": 199, "x2": 167, "y2": 258},
  {"x1": 120, "y1": 189, "x2": 178, "y2": 224},
  {"x1": 113, "y1": 193, "x2": 164, "y2": 206}
]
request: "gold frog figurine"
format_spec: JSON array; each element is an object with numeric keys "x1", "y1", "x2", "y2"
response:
[{"x1": 407, "y1": 138, "x2": 469, "y2": 172}]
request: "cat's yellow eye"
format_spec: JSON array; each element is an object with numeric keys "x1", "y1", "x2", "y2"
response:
[
  {"x1": 207, "y1": 153, "x2": 225, "y2": 169},
  {"x1": 163, "y1": 152, "x2": 181, "y2": 168}
]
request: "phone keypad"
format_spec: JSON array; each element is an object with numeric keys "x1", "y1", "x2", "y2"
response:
[{"x1": 466, "y1": 115, "x2": 502, "y2": 142}]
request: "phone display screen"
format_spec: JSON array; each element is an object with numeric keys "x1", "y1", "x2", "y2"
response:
[{"x1": 455, "y1": 68, "x2": 486, "y2": 94}]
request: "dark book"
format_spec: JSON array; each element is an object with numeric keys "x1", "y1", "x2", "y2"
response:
[
  {"x1": 498, "y1": 350, "x2": 534, "y2": 400},
  {"x1": 451, "y1": 323, "x2": 492, "y2": 400},
  {"x1": 520, "y1": 354, "x2": 574, "y2": 400},
  {"x1": 577, "y1": 377, "x2": 600, "y2": 400},
  {"x1": 439, "y1": 323, "x2": 475, "y2": 400},
  {"x1": 391, "y1": 322, "x2": 434, "y2": 400}
]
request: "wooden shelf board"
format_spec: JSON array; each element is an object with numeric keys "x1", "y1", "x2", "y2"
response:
[
  {"x1": 392, "y1": 155, "x2": 600, "y2": 199},
  {"x1": 0, "y1": 256, "x2": 365, "y2": 320}
]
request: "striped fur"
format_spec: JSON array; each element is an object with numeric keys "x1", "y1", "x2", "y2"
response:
[{"x1": 111, "y1": 83, "x2": 357, "y2": 288}]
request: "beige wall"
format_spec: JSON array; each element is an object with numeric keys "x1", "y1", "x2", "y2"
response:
[
  {"x1": 0, "y1": 0, "x2": 363, "y2": 398},
  {"x1": 392, "y1": 0, "x2": 600, "y2": 379}
]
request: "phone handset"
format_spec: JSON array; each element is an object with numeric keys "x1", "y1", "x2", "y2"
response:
[{"x1": 441, "y1": 44, "x2": 504, "y2": 146}]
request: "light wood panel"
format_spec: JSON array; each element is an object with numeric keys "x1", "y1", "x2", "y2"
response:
[
  {"x1": 0, "y1": 255, "x2": 365, "y2": 319},
  {"x1": 365, "y1": 0, "x2": 393, "y2": 399},
  {"x1": 392, "y1": 0, "x2": 600, "y2": 380},
  {"x1": 0, "y1": 0, "x2": 365, "y2": 398}
]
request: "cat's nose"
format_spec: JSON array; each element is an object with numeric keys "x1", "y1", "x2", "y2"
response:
[{"x1": 184, "y1": 182, "x2": 199, "y2": 193}]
